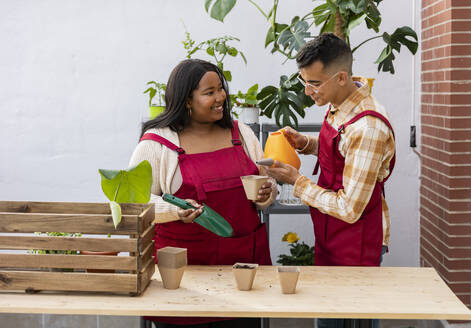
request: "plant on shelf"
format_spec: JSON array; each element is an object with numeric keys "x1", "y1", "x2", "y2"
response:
[
  {"x1": 144, "y1": 81, "x2": 166, "y2": 119},
  {"x1": 277, "y1": 232, "x2": 314, "y2": 266},
  {"x1": 231, "y1": 83, "x2": 260, "y2": 123},
  {"x1": 203, "y1": 0, "x2": 418, "y2": 127},
  {"x1": 98, "y1": 160, "x2": 153, "y2": 228}
]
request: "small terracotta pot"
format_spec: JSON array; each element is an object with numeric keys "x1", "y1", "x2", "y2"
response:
[
  {"x1": 232, "y1": 263, "x2": 258, "y2": 291},
  {"x1": 277, "y1": 266, "x2": 300, "y2": 294},
  {"x1": 157, "y1": 246, "x2": 187, "y2": 289},
  {"x1": 80, "y1": 250, "x2": 119, "y2": 273},
  {"x1": 240, "y1": 175, "x2": 269, "y2": 201}
]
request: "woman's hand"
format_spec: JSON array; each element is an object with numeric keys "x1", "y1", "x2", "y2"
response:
[
  {"x1": 177, "y1": 199, "x2": 203, "y2": 224},
  {"x1": 282, "y1": 126, "x2": 308, "y2": 150},
  {"x1": 255, "y1": 181, "x2": 273, "y2": 203}
]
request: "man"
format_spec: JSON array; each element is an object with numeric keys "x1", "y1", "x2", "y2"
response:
[{"x1": 266, "y1": 33, "x2": 396, "y2": 328}]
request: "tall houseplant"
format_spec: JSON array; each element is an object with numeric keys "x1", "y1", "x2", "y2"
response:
[{"x1": 204, "y1": 0, "x2": 418, "y2": 127}]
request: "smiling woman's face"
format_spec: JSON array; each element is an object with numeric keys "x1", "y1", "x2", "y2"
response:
[{"x1": 187, "y1": 71, "x2": 226, "y2": 123}]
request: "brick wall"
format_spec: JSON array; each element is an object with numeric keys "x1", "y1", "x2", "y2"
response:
[{"x1": 420, "y1": 0, "x2": 471, "y2": 309}]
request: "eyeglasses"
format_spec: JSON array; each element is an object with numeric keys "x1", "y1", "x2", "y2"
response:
[{"x1": 297, "y1": 72, "x2": 340, "y2": 93}]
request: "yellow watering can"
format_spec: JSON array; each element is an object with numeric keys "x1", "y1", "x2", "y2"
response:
[{"x1": 261, "y1": 130, "x2": 301, "y2": 169}]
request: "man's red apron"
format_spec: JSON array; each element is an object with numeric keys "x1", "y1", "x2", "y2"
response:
[
  {"x1": 140, "y1": 120, "x2": 271, "y2": 324},
  {"x1": 311, "y1": 110, "x2": 395, "y2": 267}
]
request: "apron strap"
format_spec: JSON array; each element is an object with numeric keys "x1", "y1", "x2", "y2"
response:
[
  {"x1": 140, "y1": 133, "x2": 185, "y2": 154},
  {"x1": 231, "y1": 120, "x2": 242, "y2": 146},
  {"x1": 312, "y1": 109, "x2": 330, "y2": 176},
  {"x1": 337, "y1": 110, "x2": 396, "y2": 185}
]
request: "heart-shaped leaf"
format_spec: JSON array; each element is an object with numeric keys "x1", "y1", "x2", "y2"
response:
[{"x1": 99, "y1": 160, "x2": 152, "y2": 204}]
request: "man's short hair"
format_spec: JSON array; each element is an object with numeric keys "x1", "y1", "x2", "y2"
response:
[{"x1": 296, "y1": 33, "x2": 353, "y2": 75}]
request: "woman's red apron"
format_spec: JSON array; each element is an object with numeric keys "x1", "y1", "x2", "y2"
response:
[
  {"x1": 311, "y1": 110, "x2": 395, "y2": 267},
  {"x1": 141, "y1": 121, "x2": 271, "y2": 325}
]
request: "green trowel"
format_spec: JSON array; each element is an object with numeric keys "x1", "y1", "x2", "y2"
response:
[{"x1": 162, "y1": 193, "x2": 233, "y2": 238}]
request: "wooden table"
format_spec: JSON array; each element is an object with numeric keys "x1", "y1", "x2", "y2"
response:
[{"x1": 0, "y1": 266, "x2": 470, "y2": 320}]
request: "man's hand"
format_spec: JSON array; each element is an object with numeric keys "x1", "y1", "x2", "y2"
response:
[
  {"x1": 177, "y1": 199, "x2": 203, "y2": 224},
  {"x1": 265, "y1": 161, "x2": 302, "y2": 185},
  {"x1": 283, "y1": 126, "x2": 308, "y2": 150}
]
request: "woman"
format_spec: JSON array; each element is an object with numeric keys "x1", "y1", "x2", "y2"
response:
[{"x1": 129, "y1": 59, "x2": 276, "y2": 328}]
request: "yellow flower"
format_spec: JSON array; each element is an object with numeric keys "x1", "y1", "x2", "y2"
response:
[{"x1": 282, "y1": 232, "x2": 299, "y2": 243}]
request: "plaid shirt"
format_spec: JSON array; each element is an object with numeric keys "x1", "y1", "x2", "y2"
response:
[{"x1": 293, "y1": 76, "x2": 396, "y2": 246}]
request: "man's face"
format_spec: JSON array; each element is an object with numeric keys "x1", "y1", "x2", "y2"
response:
[{"x1": 299, "y1": 61, "x2": 340, "y2": 107}]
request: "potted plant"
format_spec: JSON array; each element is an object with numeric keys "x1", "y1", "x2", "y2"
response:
[
  {"x1": 277, "y1": 232, "x2": 314, "y2": 266},
  {"x1": 144, "y1": 81, "x2": 166, "y2": 119},
  {"x1": 231, "y1": 84, "x2": 260, "y2": 124},
  {"x1": 76, "y1": 160, "x2": 153, "y2": 268},
  {"x1": 204, "y1": 0, "x2": 418, "y2": 127},
  {"x1": 98, "y1": 159, "x2": 153, "y2": 229}
]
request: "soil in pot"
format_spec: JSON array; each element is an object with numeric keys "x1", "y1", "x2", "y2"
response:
[{"x1": 232, "y1": 262, "x2": 258, "y2": 291}]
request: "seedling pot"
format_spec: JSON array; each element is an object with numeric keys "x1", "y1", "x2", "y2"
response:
[
  {"x1": 232, "y1": 263, "x2": 258, "y2": 291},
  {"x1": 157, "y1": 246, "x2": 187, "y2": 289},
  {"x1": 277, "y1": 266, "x2": 300, "y2": 294},
  {"x1": 240, "y1": 175, "x2": 269, "y2": 201}
]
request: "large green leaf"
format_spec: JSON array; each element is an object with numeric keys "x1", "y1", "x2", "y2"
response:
[
  {"x1": 375, "y1": 26, "x2": 418, "y2": 74},
  {"x1": 99, "y1": 160, "x2": 152, "y2": 204},
  {"x1": 257, "y1": 73, "x2": 313, "y2": 128},
  {"x1": 99, "y1": 160, "x2": 152, "y2": 229},
  {"x1": 277, "y1": 17, "x2": 311, "y2": 55},
  {"x1": 265, "y1": 23, "x2": 288, "y2": 48},
  {"x1": 205, "y1": 0, "x2": 237, "y2": 22}
]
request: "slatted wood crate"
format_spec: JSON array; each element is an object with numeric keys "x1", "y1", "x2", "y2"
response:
[{"x1": 0, "y1": 201, "x2": 155, "y2": 296}]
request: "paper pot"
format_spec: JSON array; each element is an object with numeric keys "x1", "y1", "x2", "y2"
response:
[
  {"x1": 158, "y1": 266, "x2": 186, "y2": 289},
  {"x1": 233, "y1": 263, "x2": 258, "y2": 291},
  {"x1": 240, "y1": 175, "x2": 269, "y2": 201},
  {"x1": 278, "y1": 266, "x2": 300, "y2": 294},
  {"x1": 157, "y1": 246, "x2": 187, "y2": 289}
]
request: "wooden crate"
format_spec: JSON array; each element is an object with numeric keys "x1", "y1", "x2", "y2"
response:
[{"x1": 0, "y1": 201, "x2": 155, "y2": 296}]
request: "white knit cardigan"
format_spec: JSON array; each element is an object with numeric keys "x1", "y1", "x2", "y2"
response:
[{"x1": 129, "y1": 122, "x2": 277, "y2": 223}]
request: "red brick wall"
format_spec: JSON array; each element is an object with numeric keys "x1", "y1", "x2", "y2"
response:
[{"x1": 420, "y1": 0, "x2": 471, "y2": 309}]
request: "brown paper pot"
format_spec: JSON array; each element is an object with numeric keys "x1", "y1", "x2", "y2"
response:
[
  {"x1": 278, "y1": 266, "x2": 300, "y2": 294},
  {"x1": 240, "y1": 175, "x2": 269, "y2": 201},
  {"x1": 158, "y1": 266, "x2": 186, "y2": 289},
  {"x1": 232, "y1": 263, "x2": 258, "y2": 291},
  {"x1": 157, "y1": 246, "x2": 187, "y2": 289}
]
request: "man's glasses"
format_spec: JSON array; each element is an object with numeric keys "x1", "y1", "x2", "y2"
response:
[{"x1": 297, "y1": 72, "x2": 340, "y2": 93}]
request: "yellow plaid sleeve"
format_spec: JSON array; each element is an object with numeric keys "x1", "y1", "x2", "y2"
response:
[{"x1": 293, "y1": 126, "x2": 390, "y2": 224}]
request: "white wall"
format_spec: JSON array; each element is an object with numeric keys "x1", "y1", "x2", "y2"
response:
[{"x1": 0, "y1": 0, "x2": 420, "y2": 266}]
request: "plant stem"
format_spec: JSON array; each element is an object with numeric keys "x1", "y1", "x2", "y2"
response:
[
  {"x1": 351, "y1": 35, "x2": 383, "y2": 53},
  {"x1": 113, "y1": 176, "x2": 123, "y2": 202},
  {"x1": 247, "y1": 0, "x2": 267, "y2": 19}
]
